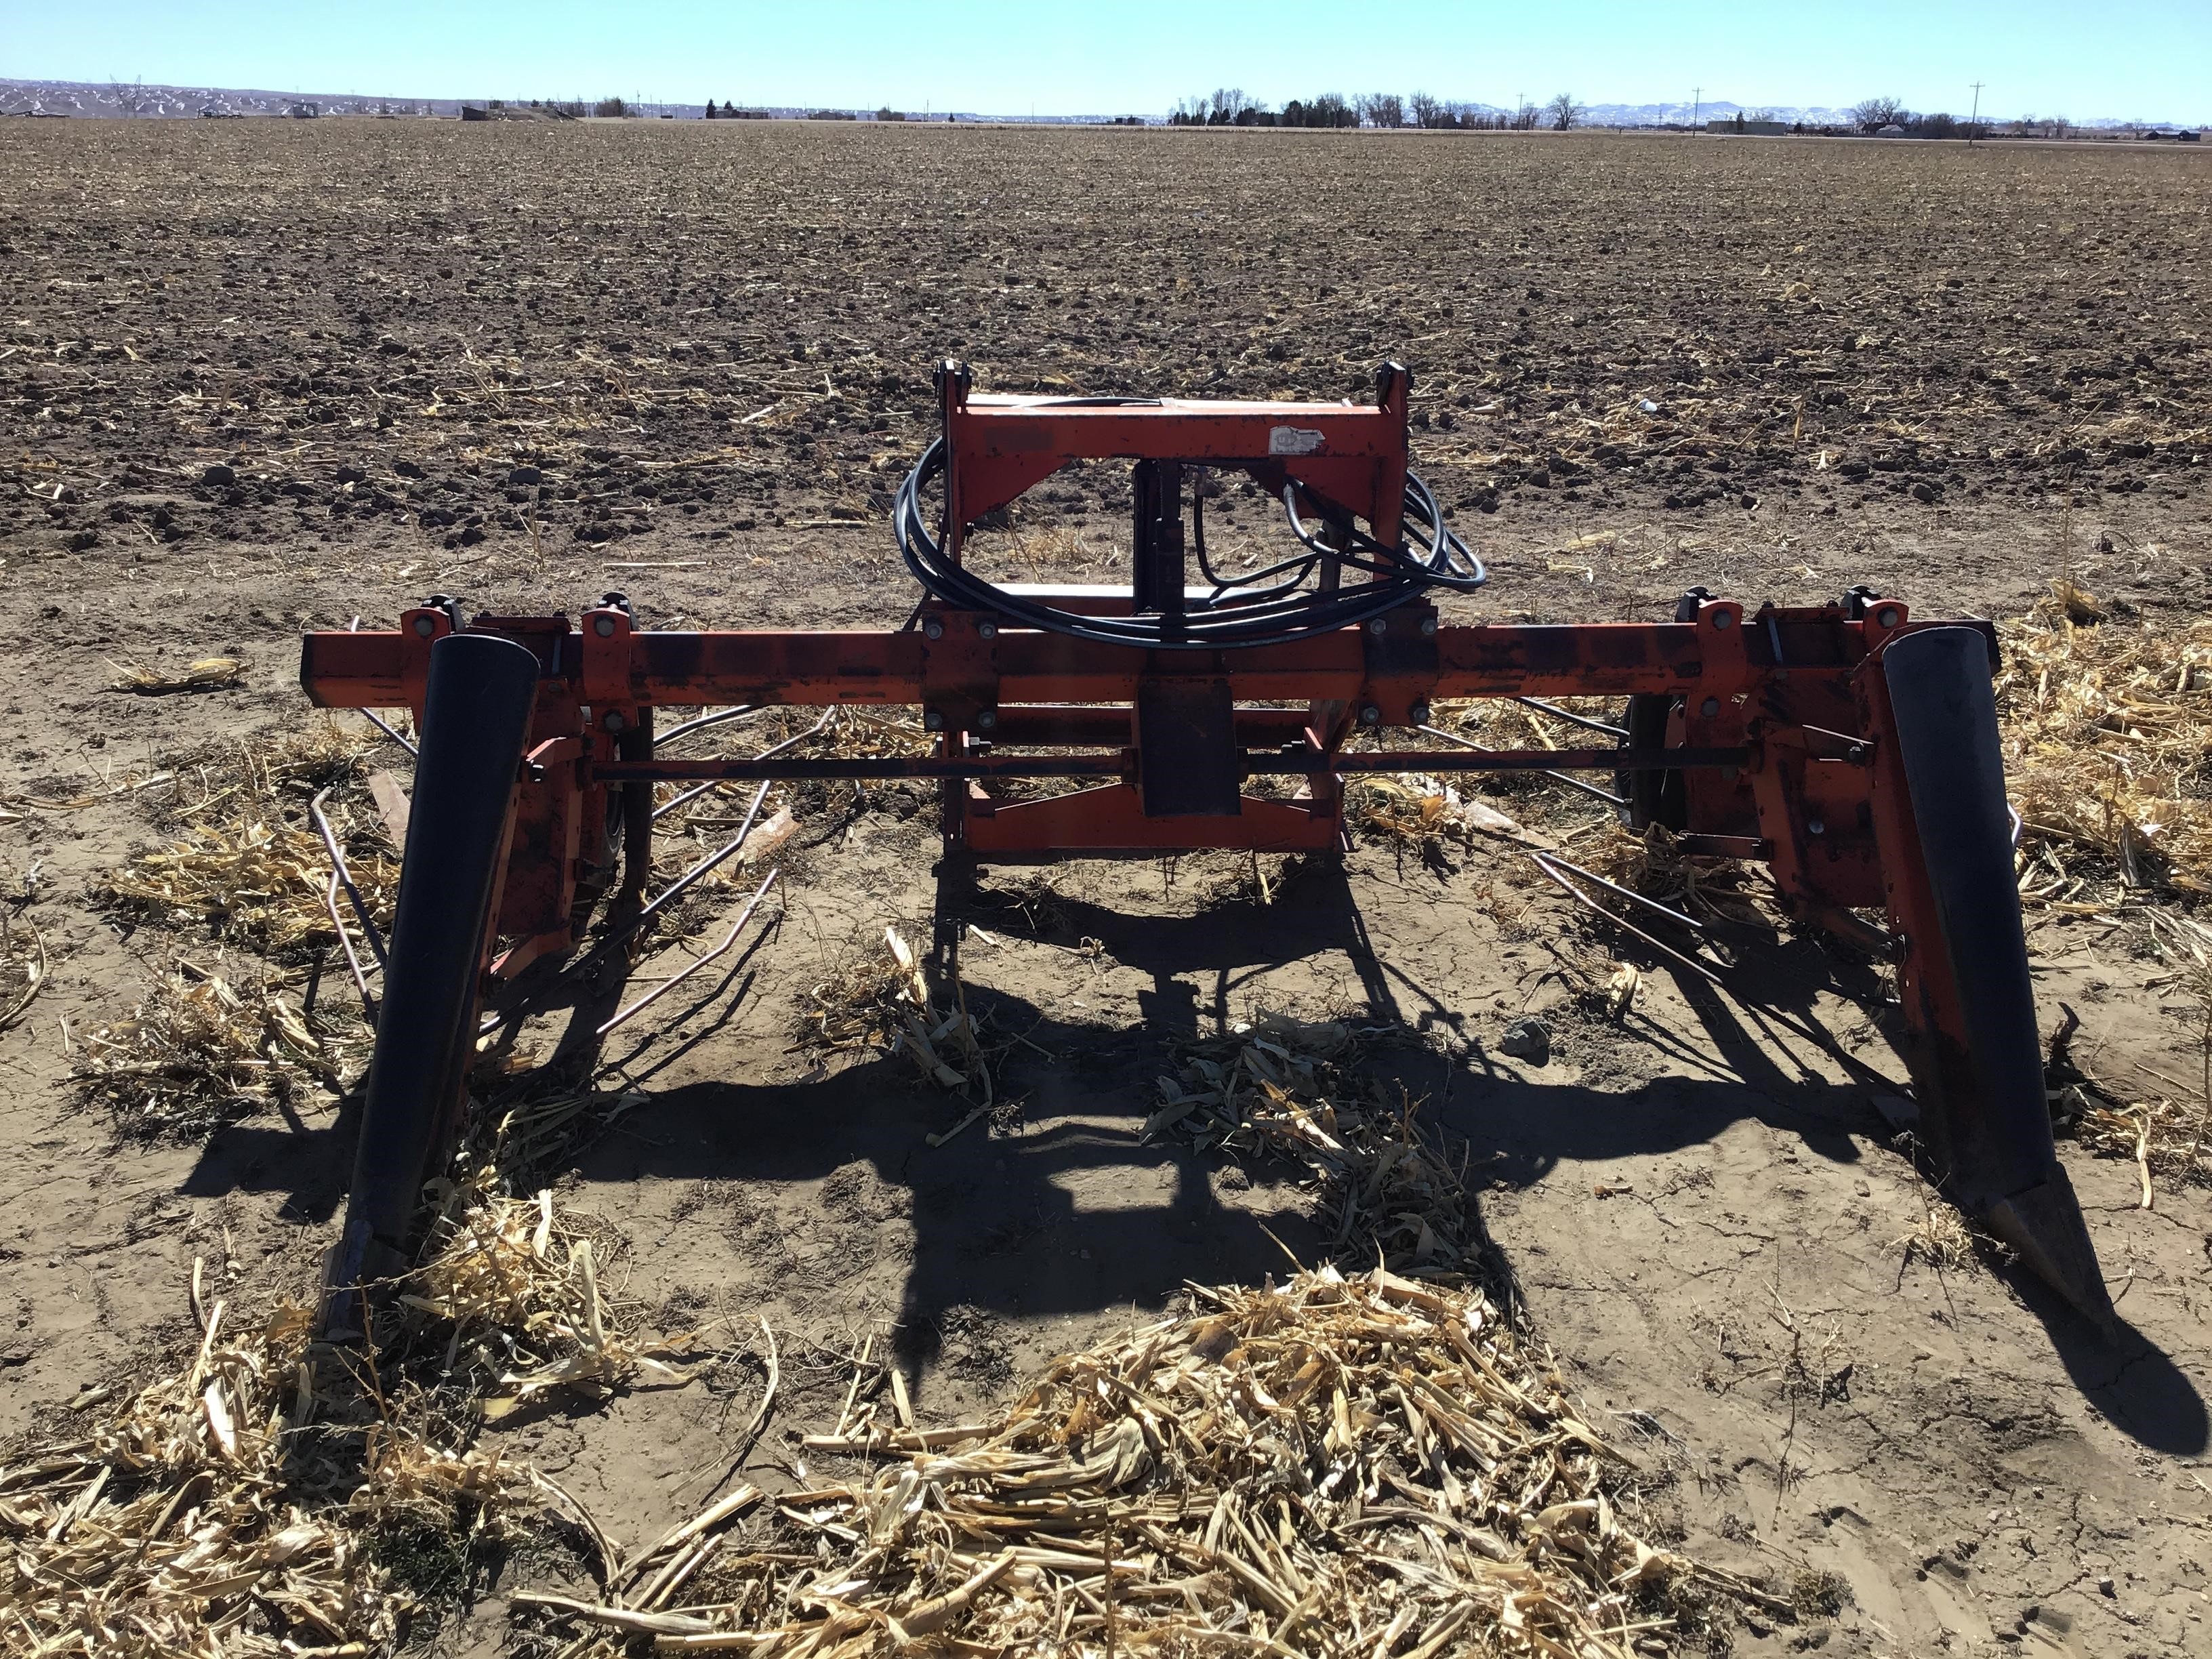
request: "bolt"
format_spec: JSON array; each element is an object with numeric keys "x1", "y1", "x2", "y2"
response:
[
  {"x1": 593, "y1": 613, "x2": 617, "y2": 637},
  {"x1": 1359, "y1": 705, "x2": 1382, "y2": 726},
  {"x1": 1874, "y1": 604, "x2": 1901, "y2": 628},
  {"x1": 977, "y1": 620, "x2": 998, "y2": 641},
  {"x1": 923, "y1": 618, "x2": 945, "y2": 640},
  {"x1": 1409, "y1": 701, "x2": 1431, "y2": 726},
  {"x1": 412, "y1": 615, "x2": 436, "y2": 637},
  {"x1": 1711, "y1": 610, "x2": 1734, "y2": 629},
  {"x1": 977, "y1": 709, "x2": 998, "y2": 731},
  {"x1": 1848, "y1": 743, "x2": 1869, "y2": 764},
  {"x1": 602, "y1": 710, "x2": 626, "y2": 734},
  {"x1": 924, "y1": 709, "x2": 945, "y2": 731},
  {"x1": 1419, "y1": 615, "x2": 1437, "y2": 637},
  {"x1": 1366, "y1": 617, "x2": 1389, "y2": 636},
  {"x1": 1700, "y1": 697, "x2": 1721, "y2": 718},
  {"x1": 1807, "y1": 817, "x2": 1824, "y2": 836}
]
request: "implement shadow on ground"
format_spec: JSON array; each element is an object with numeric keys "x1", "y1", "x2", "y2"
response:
[{"x1": 183, "y1": 861, "x2": 2205, "y2": 1452}]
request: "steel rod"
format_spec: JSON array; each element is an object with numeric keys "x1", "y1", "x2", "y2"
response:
[
  {"x1": 360, "y1": 708, "x2": 419, "y2": 758},
  {"x1": 1513, "y1": 697, "x2": 1631, "y2": 740},
  {"x1": 1416, "y1": 724, "x2": 1630, "y2": 807},
  {"x1": 1531, "y1": 851, "x2": 1710, "y2": 935},
  {"x1": 1529, "y1": 854, "x2": 1725, "y2": 985},
  {"x1": 649, "y1": 710, "x2": 834, "y2": 822},
  {"x1": 596, "y1": 870, "x2": 779, "y2": 1037},
  {"x1": 310, "y1": 787, "x2": 391, "y2": 977},
  {"x1": 590, "y1": 745, "x2": 1746, "y2": 785},
  {"x1": 655, "y1": 703, "x2": 764, "y2": 750}
]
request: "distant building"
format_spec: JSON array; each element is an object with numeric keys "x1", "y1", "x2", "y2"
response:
[
  {"x1": 1706, "y1": 117, "x2": 1790, "y2": 136},
  {"x1": 287, "y1": 102, "x2": 319, "y2": 119},
  {"x1": 1876, "y1": 123, "x2": 1907, "y2": 137}
]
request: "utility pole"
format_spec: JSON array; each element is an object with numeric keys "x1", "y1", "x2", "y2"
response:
[
  {"x1": 1967, "y1": 80, "x2": 1985, "y2": 141},
  {"x1": 1691, "y1": 85, "x2": 1702, "y2": 131}
]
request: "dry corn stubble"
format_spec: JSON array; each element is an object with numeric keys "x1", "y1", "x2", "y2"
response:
[
  {"x1": 1998, "y1": 577, "x2": 2212, "y2": 899},
  {"x1": 0, "y1": 1151, "x2": 712, "y2": 1657},
  {"x1": 797, "y1": 924, "x2": 993, "y2": 1104},
  {"x1": 558, "y1": 1267, "x2": 1752, "y2": 1658},
  {"x1": 0, "y1": 903, "x2": 47, "y2": 1031},
  {"x1": 1148, "y1": 1010, "x2": 1484, "y2": 1274},
  {"x1": 73, "y1": 962, "x2": 342, "y2": 1141},
  {"x1": 105, "y1": 655, "x2": 246, "y2": 694},
  {"x1": 104, "y1": 718, "x2": 399, "y2": 959}
]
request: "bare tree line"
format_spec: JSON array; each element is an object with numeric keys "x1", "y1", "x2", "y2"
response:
[{"x1": 1168, "y1": 88, "x2": 1585, "y2": 129}]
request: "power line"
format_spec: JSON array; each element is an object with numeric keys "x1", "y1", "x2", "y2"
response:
[{"x1": 1691, "y1": 84, "x2": 1702, "y2": 130}]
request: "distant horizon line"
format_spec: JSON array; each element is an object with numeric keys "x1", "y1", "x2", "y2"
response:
[{"x1": 2, "y1": 75, "x2": 2204, "y2": 130}]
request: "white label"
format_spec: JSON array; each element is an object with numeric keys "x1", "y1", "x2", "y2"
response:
[{"x1": 1268, "y1": 426, "x2": 1325, "y2": 456}]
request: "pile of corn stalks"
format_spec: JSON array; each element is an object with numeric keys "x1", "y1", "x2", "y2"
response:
[
  {"x1": 524, "y1": 1267, "x2": 1757, "y2": 1658},
  {"x1": 104, "y1": 816, "x2": 396, "y2": 959},
  {"x1": 800, "y1": 926, "x2": 991, "y2": 1106},
  {"x1": 74, "y1": 965, "x2": 336, "y2": 1141},
  {"x1": 398, "y1": 1175, "x2": 699, "y2": 1416},
  {"x1": 0, "y1": 1281, "x2": 432, "y2": 1659},
  {"x1": 0, "y1": 1168, "x2": 695, "y2": 1657},
  {"x1": 106, "y1": 655, "x2": 245, "y2": 694},
  {"x1": 1998, "y1": 578, "x2": 2212, "y2": 901},
  {"x1": 104, "y1": 716, "x2": 394, "y2": 958}
]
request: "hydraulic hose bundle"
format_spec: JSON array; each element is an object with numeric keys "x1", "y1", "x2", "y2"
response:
[{"x1": 894, "y1": 436, "x2": 1486, "y2": 649}]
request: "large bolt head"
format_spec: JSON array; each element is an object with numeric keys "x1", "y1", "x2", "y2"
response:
[
  {"x1": 1359, "y1": 705, "x2": 1382, "y2": 725},
  {"x1": 412, "y1": 615, "x2": 436, "y2": 637},
  {"x1": 977, "y1": 710, "x2": 998, "y2": 731},
  {"x1": 924, "y1": 708, "x2": 945, "y2": 731},
  {"x1": 1873, "y1": 604, "x2": 1901, "y2": 628},
  {"x1": 593, "y1": 613, "x2": 617, "y2": 636},
  {"x1": 977, "y1": 620, "x2": 998, "y2": 640},
  {"x1": 923, "y1": 619, "x2": 945, "y2": 640},
  {"x1": 1700, "y1": 697, "x2": 1721, "y2": 718},
  {"x1": 1366, "y1": 617, "x2": 1389, "y2": 636},
  {"x1": 602, "y1": 710, "x2": 626, "y2": 734}
]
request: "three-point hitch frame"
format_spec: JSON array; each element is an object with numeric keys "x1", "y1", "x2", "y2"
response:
[{"x1": 301, "y1": 361, "x2": 2113, "y2": 1330}]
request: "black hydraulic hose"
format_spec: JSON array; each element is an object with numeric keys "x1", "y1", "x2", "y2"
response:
[{"x1": 894, "y1": 438, "x2": 1484, "y2": 650}]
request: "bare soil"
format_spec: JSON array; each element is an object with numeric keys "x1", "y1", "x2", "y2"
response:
[{"x1": 2, "y1": 121, "x2": 2209, "y2": 1656}]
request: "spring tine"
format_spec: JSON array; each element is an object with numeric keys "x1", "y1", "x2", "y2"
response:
[
  {"x1": 310, "y1": 787, "x2": 391, "y2": 974},
  {"x1": 1530, "y1": 855, "x2": 1724, "y2": 986},
  {"x1": 1533, "y1": 851, "x2": 1709, "y2": 935},
  {"x1": 1512, "y1": 697, "x2": 1631, "y2": 740},
  {"x1": 359, "y1": 708, "x2": 419, "y2": 758},
  {"x1": 596, "y1": 871, "x2": 779, "y2": 1037}
]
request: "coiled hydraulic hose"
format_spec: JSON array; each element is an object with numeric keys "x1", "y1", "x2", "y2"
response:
[{"x1": 893, "y1": 438, "x2": 1485, "y2": 650}]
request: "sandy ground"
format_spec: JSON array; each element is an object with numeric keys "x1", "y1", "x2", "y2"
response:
[{"x1": 1, "y1": 121, "x2": 2208, "y2": 1656}]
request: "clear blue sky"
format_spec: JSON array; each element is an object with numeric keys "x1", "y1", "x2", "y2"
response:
[{"x1": 5, "y1": 1, "x2": 2205, "y2": 123}]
